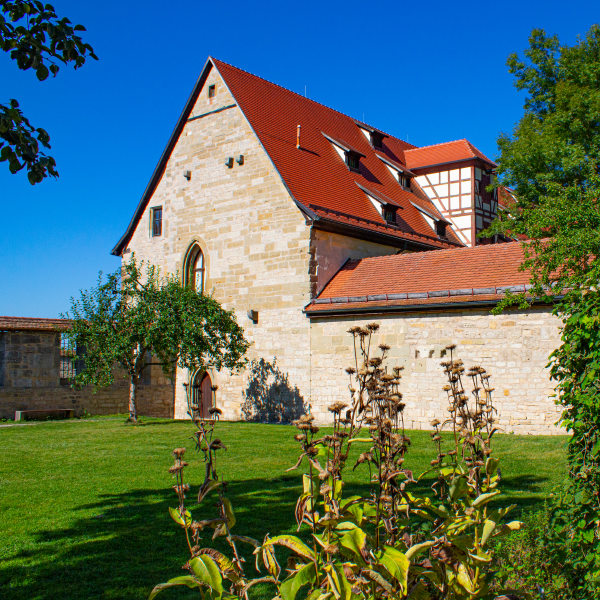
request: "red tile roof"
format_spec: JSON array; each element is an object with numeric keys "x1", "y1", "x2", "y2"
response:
[
  {"x1": 213, "y1": 58, "x2": 461, "y2": 250},
  {"x1": 306, "y1": 242, "x2": 530, "y2": 313},
  {"x1": 0, "y1": 316, "x2": 71, "y2": 332},
  {"x1": 112, "y1": 58, "x2": 496, "y2": 255},
  {"x1": 404, "y1": 139, "x2": 497, "y2": 170}
]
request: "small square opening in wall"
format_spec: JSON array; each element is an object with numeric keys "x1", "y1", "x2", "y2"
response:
[
  {"x1": 151, "y1": 206, "x2": 162, "y2": 237},
  {"x1": 436, "y1": 220, "x2": 447, "y2": 237},
  {"x1": 208, "y1": 84, "x2": 216, "y2": 98}
]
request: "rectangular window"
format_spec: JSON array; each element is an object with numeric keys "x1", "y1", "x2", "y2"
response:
[
  {"x1": 383, "y1": 207, "x2": 396, "y2": 223},
  {"x1": 60, "y1": 333, "x2": 76, "y2": 383},
  {"x1": 436, "y1": 221, "x2": 447, "y2": 237},
  {"x1": 346, "y1": 153, "x2": 360, "y2": 172},
  {"x1": 399, "y1": 174, "x2": 411, "y2": 189},
  {"x1": 151, "y1": 207, "x2": 162, "y2": 237},
  {"x1": 208, "y1": 84, "x2": 216, "y2": 98},
  {"x1": 371, "y1": 133, "x2": 383, "y2": 149}
]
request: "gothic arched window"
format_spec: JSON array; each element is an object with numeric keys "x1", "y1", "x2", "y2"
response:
[{"x1": 186, "y1": 245, "x2": 205, "y2": 293}]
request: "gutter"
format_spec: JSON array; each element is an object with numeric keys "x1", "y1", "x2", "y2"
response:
[{"x1": 303, "y1": 296, "x2": 559, "y2": 318}]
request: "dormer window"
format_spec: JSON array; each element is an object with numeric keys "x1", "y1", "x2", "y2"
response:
[
  {"x1": 347, "y1": 152, "x2": 361, "y2": 172},
  {"x1": 436, "y1": 221, "x2": 447, "y2": 237},
  {"x1": 371, "y1": 132, "x2": 384, "y2": 149},
  {"x1": 399, "y1": 174, "x2": 411, "y2": 189},
  {"x1": 383, "y1": 206, "x2": 397, "y2": 223},
  {"x1": 322, "y1": 132, "x2": 366, "y2": 174}
]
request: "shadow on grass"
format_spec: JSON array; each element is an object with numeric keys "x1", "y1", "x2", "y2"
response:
[{"x1": 1, "y1": 467, "x2": 551, "y2": 600}]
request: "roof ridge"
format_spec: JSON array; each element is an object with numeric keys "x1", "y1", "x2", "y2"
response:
[
  {"x1": 210, "y1": 56, "x2": 418, "y2": 150},
  {"x1": 405, "y1": 139, "x2": 470, "y2": 153}
]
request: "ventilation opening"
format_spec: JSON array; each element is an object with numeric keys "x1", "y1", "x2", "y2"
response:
[{"x1": 208, "y1": 84, "x2": 216, "y2": 98}]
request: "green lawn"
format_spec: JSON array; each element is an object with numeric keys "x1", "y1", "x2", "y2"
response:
[{"x1": 0, "y1": 418, "x2": 568, "y2": 600}]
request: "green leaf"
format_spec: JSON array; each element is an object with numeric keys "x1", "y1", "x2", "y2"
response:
[
  {"x1": 263, "y1": 535, "x2": 316, "y2": 562},
  {"x1": 405, "y1": 540, "x2": 435, "y2": 562},
  {"x1": 280, "y1": 562, "x2": 316, "y2": 600},
  {"x1": 363, "y1": 569, "x2": 393, "y2": 594},
  {"x1": 480, "y1": 519, "x2": 497, "y2": 547},
  {"x1": 149, "y1": 576, "x2": 200, "y2": 599},
  {"x1": 379, "y1": 545, "x2": 409, "y2": 593},
  {"x1": 449, "y1": 476, "x2": 469, "y2": 501},
  {"x1": 190, "y1": 555, "x2": 224, "y2": 598},
  {"x1": 340, "y1": 527, "x2": 368, "y2": 564},
  {"x1": 471, "y1": 491, "x2": 500, "y2": 508},
  {"x1": 169, "y1": 506, "x2": 191, "y2": 527}
]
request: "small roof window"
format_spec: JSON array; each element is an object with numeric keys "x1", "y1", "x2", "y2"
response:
[
  {"x1": 322, "y1": 132, "x2": 366, "y2": 174},
  {"x1": 355, "y1": 121, "x2": 387, "y2": 150}
]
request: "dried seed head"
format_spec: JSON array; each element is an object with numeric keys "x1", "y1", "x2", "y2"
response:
[
  {"x1": 348, "y1": 326, "x2": 362, "y2": 334},
  {"x1": 328, "y1": 402, "x2": 349, "y2": 414},
  {"x1": 378, "y1": 343, "x2": 391, "y2": 351},
  {"x1": 172, "y1": 448, "x2": 186, "y2": 458},
  {"x1": 345, "y1": 366, "x2": 357, "y2": 375},
  {"x1": 430, "y1": 419, "x2": 441, "y2": 427},
  {"x1": 294, "y1": 433, "x2": 306, "y2": 442},
  {"x1": 208, "y1": 407, "x2": 223, "y2": 415},
  {"x1": 445, "y1": 344, "x2": 457, "y2": 351},
  {"x1": 367, "y1": 323, "x2": 380, "y2": 332}
]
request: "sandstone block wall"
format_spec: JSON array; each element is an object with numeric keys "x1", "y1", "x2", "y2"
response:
[
  {"x1": 0, "y1": 331, "x2": 174, "y2": 419},
  {"x1": 309, "y1": 306, "x2": 563, "y2": 434},
  {"x1": 126, "y1": 66, "x2": 314, "y2": 421}
]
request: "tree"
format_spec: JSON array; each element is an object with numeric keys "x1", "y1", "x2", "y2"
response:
[
  {"x1": 485, "y1": 25, "x2": 600, "y2": 307},
  {"x1": 62, "y1": 258, "x2": 250, "y2": 421},
  {"x1": 0, "y1": 1, "x2": 97, "y2": 184},
  {"x1": 487, "y1": 26, "x2": 600, "y2": 598}
]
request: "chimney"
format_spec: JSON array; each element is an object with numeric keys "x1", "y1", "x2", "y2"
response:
[{"x1": 296, "y1": 124, "x2": 301, "y2": 149}]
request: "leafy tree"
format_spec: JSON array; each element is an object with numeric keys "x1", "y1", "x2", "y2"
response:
[
  {"x1": 62, "y1": 258, "x2": 250, "y2": 421},
  {"x1": 487, "y1": 25, "x2": 600, "y2": 598},
  {"x1": 485, "y1": 25, "x2": 600, "y2": 307},
  {"x1": 0, "y1": 1, "x2": 97, "y2": 183}
]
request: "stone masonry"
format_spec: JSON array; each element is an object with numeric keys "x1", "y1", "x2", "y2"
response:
[
  {"x1": 0, "y1": 329, "x2": 173, "y2": 419},
  {"x1": 309, "y1": 306, "x2": 563, "y2": 434}
]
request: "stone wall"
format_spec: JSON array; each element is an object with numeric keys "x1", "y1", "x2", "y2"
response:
[
  {"x1": 0, "y1": 330, "x2": 174, "y2": 419},
  {"x1": 125, "y1": 65, "x2": 314, "y2": 421},
  {"x1": 308, "y1": 306, "x2": 563, "y2": 434}
]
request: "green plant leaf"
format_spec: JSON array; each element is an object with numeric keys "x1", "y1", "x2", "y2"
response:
[
  {"x1": 480, "y1": 519, "x2": 497, "y2": 547},
  {"x1": 168, "y1": 507, "x2": 191, "y2": 527},
  {"x1": 190, "y1": 555, "x2": 224, "y2": 599},
  {"x1": 280, "y1": 562, "x2": 317, "y2": 600},
  {"x1": 405, "y1": 541, "x2": 435, "y2": 562},
  {"x1": 379, "y1": 545, "x2": 409, "y2": 593},
  {"x1": 363, "y1": 569, "x2": 393, "y2": 594},
  {"x1": 471, "y1": 491, "x2": 500, "y2": 508},
  {"x1": 340, "y1": 527, "x2": 368, "y2": 565},
  {"x1": 264, "y1": 535, "x2": 316, "y2": 562},
  {"x1": 149, "y1": 576, "x2": 200, "y2": 599}
]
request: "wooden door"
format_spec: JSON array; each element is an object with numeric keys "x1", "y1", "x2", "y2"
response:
[{"x1": 201, "y1": 373, "x2": 213, "y2": 417}]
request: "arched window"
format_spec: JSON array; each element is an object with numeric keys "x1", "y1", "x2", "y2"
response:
[{"x1": 186, "y1": 245, "x2": 205, "y2": 293}]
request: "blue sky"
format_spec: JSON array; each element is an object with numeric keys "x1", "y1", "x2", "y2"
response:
[{"x1": 1, "y1": 0, "x2": 597, "y2": 318}]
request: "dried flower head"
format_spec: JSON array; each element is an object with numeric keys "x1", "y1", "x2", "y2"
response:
[
  {"x1": 328, "y1": 402, "x2": 349, "y2": 414},
  {"x1": 172, "y1": 448, "x2": 186, "y2": 458}
]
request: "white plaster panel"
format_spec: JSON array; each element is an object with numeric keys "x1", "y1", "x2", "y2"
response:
[
  {"x1": 450, "y1": 182, "x2": 460, "y2": 196},
  {"x1": 450, "y1": 169, "x2": 460, "y2": 181},
  {"x1": 440, "y1": 170, "x2": 448, "y2": 183},
  {"x1": 461, "y1": 179, "x2": 472, "y2": 194},
  {"x1": 427, "y1": 172, "x2": 440, "y2": 185},
  {"x1": 461, "y1": 167, "x2": 471, "y2": 180},
  {"x1": 434, "y1": 184, "x2": 448, "y2": 197},
  {"x1": 461, "y1": 195, "x2": 471, "y2": 208}
]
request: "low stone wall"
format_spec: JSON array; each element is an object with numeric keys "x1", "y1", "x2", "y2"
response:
[
  {"x1": 308, "y1": 306, "x2": 563, "y2": 435},
  {"x1": 0, "y1": 329, "x2": 174, "y2": 419}
]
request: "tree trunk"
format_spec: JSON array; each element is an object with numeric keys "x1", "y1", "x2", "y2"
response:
[{"x1": 129, "y1": 374, "x2": 138, "y2": 421}]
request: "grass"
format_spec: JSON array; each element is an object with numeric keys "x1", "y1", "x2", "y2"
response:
[{"x1": 0, "y1": 418, "x2": 568, "y2": 600}]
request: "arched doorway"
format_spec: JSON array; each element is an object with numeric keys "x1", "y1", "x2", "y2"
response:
[{"x1": 191, "y1": 370, "x2": 213, "y2": 419}]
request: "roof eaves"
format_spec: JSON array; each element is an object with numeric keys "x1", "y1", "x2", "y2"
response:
[
  {"x1": 409, "y1": 200, "x2": 448, "y2": 224},
  {"x1": 353, "y1": 120, "x2": 388, "y2": 138},
  {"x1": 356, "y1": 182, "x2": 402, "y2": 208},
  {"x1": 408, "y1": 156, "x2": 495, "y2": 172},
  {"x1": 374, "y1": 151, "x2": 414, "y2": 176},
  {"x1": 322, "y1": 132, "x2": 366, "y2": 158},
  {"x1": 111, "y1": 56, "x2": 216, "y2": 256}
]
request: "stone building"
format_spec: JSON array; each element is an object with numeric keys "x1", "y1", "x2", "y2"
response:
[
  {"x1": 0, "y1": 316, "x2": 173, "y2": 419},
  {"x1": 104, "y1": 57, "x2": 563, "y2": 434}
]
